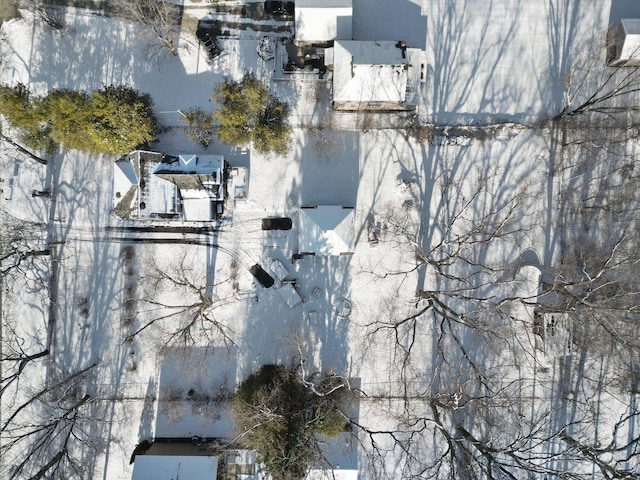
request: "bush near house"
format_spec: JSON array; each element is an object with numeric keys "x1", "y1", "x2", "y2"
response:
[
  {"x1": 182, "y1": 107, "x2": 215, "y2": 148},
  {"x1": 232, "y1": 364, "x2": 349, "y2": 480},
  {"x1": 0, "y1": 84, "x2": 158, "y2": 155},
  {"x1": 212, "y1": 74, "x2": 291, "y2": 156}
]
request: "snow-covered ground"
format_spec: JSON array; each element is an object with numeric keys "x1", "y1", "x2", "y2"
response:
[{"x1": 1, "y1": 2, "x2": 639, "y2": 479}]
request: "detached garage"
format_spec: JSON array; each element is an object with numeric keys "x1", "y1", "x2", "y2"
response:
[
  {"x1": 295, "y1": 0, "x2": 352, "y2": 44},
  {"x1": 299, "y1": 205, "x2": 355, "y2": 256}
]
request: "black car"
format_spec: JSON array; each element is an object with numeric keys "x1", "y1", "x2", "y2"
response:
[
  {"x1": 250, "y1": 264, "x2": 275, "y2": 288},
  {"x1": 264, "y1": 1, "x2": 294, "y2": 17},
  {"x1": 196, "y1": 27, "x2": 222, "y2": 59},
  {"x1": 261, "y1": 217, "x2": 293, "y2": 230}
]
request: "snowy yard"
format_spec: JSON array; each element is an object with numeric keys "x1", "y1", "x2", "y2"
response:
[{"x1": 1, "y1": 1, "x2": 640, "y2": 479}]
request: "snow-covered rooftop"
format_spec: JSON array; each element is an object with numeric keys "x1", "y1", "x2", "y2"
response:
[
  {"x1": 332, "y1": 40, "x2": 409, "y2": 108},
  {"x1": 608, "y1": 19, "x2": 640, "y2": 64},
  {"x1": 299, "y1": 206, "x2": 355, "y2": 256},
  {"x1": 131, "y1": 455, "x2": 218, "y2": 480},
  {"x1": 113, "y1": 151, "x2": 225, "y2": 221},
  {"x1": 153, "y1": 154, "x2": 224, "y2": 176},
  {"x1": 295, "y1": 0, "x2": 353, "y2": 43},
  {"x1": 113, "y1": 157, "x2": 140, "y2": 219}
]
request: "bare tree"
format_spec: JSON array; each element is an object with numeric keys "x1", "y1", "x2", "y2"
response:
[
  {"x1": 0, "y1": 133, "x2": 49, "y2": 165},
  {"x1": 557, "y1": 40, "x2": 640, "y2": 118},
  {"x1": 182, "y1": 108, "x2": 214, "y2": 148},
  {"x1": 0, "y1": 212, "x2": 51, "y2": 400},
  {"x1": 1, "y1": 363, "x2": 99, "y2": 480},
  {"x1": 538, "y1": 128, "x2": 640, "y2": 394},
  {"x1": 354, "y1": 140, "x2": 640, "y2": 478},
  {"x1": 16, "y1": 0, "x2": 66, "y2": 31},
  {"x1": 0, "y1": 321, "x2": 49, "y2": 399},
  {"x1": 125, "y1": 250, "x2": 235, "y2": 348},
  {"x1": 363, "y1": 160, "x2": 532, "y2": 382},
  {"x1": 231, "y1": 363, "x2": 352, "y2": 480},
  {"x1": 0, "y1": 217, "x2": 49, "y2": 278},
  {"x1": 356, "y1": 281, "x2": 640, "y2": 479},
  {"x1": 112, "y1": 0, "x2": 182, "y2": 56}
]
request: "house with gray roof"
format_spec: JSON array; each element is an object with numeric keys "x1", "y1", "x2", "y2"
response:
[{"x1": 112, "y1": 151, "x2": 227, "y2": 222}]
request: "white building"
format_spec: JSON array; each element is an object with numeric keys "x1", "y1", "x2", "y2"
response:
[
  {"x1": 607, "y1": 19, "x2": 640, "y2": 66},
  {"x1": 113, "y1": 151, "x2": 226, "y2": 221},
  {"x1": 330, "y1": 40, "x2": 418, "y2": 111},
  {"x1": 295, "y1": 0, "x2": 353, "y2": 44},
  {"x1": 299, "y1": 205, "x2": 355, "y2": 256}
]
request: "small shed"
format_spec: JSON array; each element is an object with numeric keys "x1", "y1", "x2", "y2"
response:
[
  {"x1": 607, "y1": 19, "x2": 640, "y2": 66},
  {"x1": 299, "y1": 205, "x2": 355, "y2": 256},
  {"x1": 295, "y1": 0, "x2": 352, "y2": 44}
]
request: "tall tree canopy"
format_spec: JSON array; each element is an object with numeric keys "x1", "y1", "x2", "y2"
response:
[
  {"x1": 0, "y1": 84, "x2": 158, "y2": 155},
  {"x1": 213, "y1": 74, "x2": 291, "y2": 156},
  {"x1": 232, "y1": 364, "x2": 349, "y2": 480}
]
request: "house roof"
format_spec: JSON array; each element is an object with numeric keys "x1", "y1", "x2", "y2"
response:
[
  {"x1": 154, "y1": 154, "x2": 224, "y2": 176},
  {"x1": 333, "y1": 40, "x2": 408, "y2": 104},
  {"x1": 295, "y1": 0, "x2": 352, "y2": 43},
  {"x1": 154, "y1": 154, "x2": 224, "y2": 193},
  {"x1": 113, "y1": 158, "x2": 139, "y2": 219},
  {"x1": 131, "y1": 455, "x2": 218, "y2": 480},
  {"x1": 113, "y1": 151, "x2": 225, "y2": 221},
  {"x1": 113, "y1": 151, "x2": 165, "y2": 219},
  {"x1": 115, "y1": 156, "x2": 139, "y2": 187},
  {"x1": 618, "y1": 19, "x2": 640, "y2": 60},
  {"x1": 299, "y1": 206, "x2": 355, "y2": 255},
  {"x1": 144, "y1": 172, "x2": 179, "y2": 217},
  {"x1": 181, "y1": 197, "x2": 214, "y2": 221}
]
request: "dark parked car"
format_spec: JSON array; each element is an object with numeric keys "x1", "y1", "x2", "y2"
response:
[
  {"x1": 264, "y1": 1, "x2": 294, "y2": 17},
  {"x1": 261, "y1": 217, "x2": 293, "y2": 230},
  {"x1": 250, "y1": 264, "x2": 275, "y2": 288},
  {"x1": 196, "y1": 27, "x2": 222, "y2": 59}
]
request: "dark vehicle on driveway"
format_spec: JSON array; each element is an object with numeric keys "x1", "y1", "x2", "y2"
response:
[
  {"x1": 196, "y1": 26, "x2": 222, "y2": 59},
  {"x1": 264, "y1": 1, "x2": 294, "y2": 17},
  {"x1": 261, "y1": 217, "x2": 293, "y2": 230},
  {"x1": 250, "y1": 264, "x2": 275, "y2": 288}
]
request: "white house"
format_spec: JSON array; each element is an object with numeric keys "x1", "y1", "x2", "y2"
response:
[
  {"x1": 607, "y1": 19, "x2": 640, "y2": 66},
  {"x1": 154, "y1": 154, "x2": 225, "y2": 221},
  {"x1": 329, "y1": 40, "x2": 419, "y2": 111},
  {"x1": 113, "y1": 151, "x2": 226, "y2": 221},
  {"x1": 299, "y1": 205, "x2": 355, "y2": 256},
  {"x1": 295, "y1": 0, "x2": 353, "y2": 45}
]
